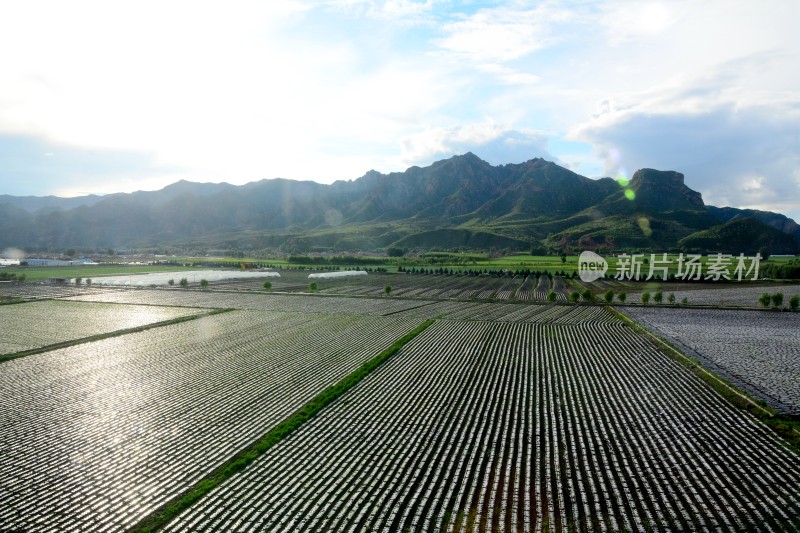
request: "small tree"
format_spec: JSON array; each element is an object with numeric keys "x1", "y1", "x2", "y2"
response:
[
  {"x1": 771, "y1": 292, "x2": 784, "y2": 309},
  {"x1": 560, "y1": 252, "x2": 567, "y2": 264},
  {"x1": 384, "y1": 285, "x2": 392, "y2": 297},
  {"x1": 200, "y1": 279, "x2": 209, "y2": 290},
  {"x1": 641, "y1": 291, "x2": 651, "y2": 305},
  {"x1": 86, "y1": 278, "x2": 92, "y2": 286},
  {"x1": 668, "y1": 293, "x2": 676, "y2": 305},
  {"x1": 604, "y1": 289, "x2": 614, "y2": 303},
  {"x1": 653, "y1": 291, "x2": 663, "y2": 304},
  {"x1": 581, "y1": 288, "x2": 593, "y2": 302},
  {"x1": 179, "y1": 278, "x2": 189, "y2": 288},
  {"x1": 789, "y1": 295, "x2": 799, "y2": 311},
  {"x1": 758, "y1": 292, "x2": 771, "y2": 308},
  {"x1": 547, "y1": 290, "x2": 557, "y2": 302},
  {"x1": 263, "y1": 281, "x2": 272, "y2": 290},
  {"x1": 681, "y1": 297, "x2": 689, "y2": 306},
  {"x1": 168, "y1": 279, "x2": 175, "y2": 286},
  {"x1": 617, "y1": 291, "x2": 627, "y2": 303},
  {"x1": 75, "y1": 277, "x2": 82, "y2": 285},
  {"x1": 569, "y1": 291, "x2": 581, "y2": 303},
  {"x1": 309, "y1": 282, "x2": 318, "y2": 292}
]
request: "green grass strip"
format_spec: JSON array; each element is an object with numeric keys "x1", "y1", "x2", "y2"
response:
[
  {"x1": 128, "y1": 318, "x2": 436, "y2": 533},
  {"x1": 609, "y1": 306, "x2": 800, "y2": 453},
  {"x1": 0, "y1": 308, "x2": 234, "y2": 364}
]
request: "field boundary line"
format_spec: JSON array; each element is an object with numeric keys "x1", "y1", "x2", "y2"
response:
[
  {"x1": 607, "y1": 306, "x2": 775, "y2": 418},
  {"x1": 127, "y1": 318, "x2": 436, "y2": 533},
  {"x1": 382, "y1": 300, "x2": 440, "y2": 316},
  {"x1": 0, "y1": 308, "x2": 234, "y2": 364}
]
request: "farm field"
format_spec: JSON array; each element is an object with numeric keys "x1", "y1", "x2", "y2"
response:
[
  {"x1": 8, "y1": 267, "x2": 796, "y2": 308},
  {"x1": 166, "y1": 317, "x2": 800, "y2": 532},
  {"x1": 66, "y1": 288, "x2": 437, "y2": 316},
  {"x1": 0, "y1": 310, "x2": 422, "y2": 530},
  {"x1": 623, "y1": 306, "x2": 800, "y2": 416},
  {"x1": 0, "y1": 281, "x2": 122, "y2": 301},
  {"x1": 622, "y1": 283, "x2": 800, "y2": 306},
  {"x1": 65, "y1": 286, "x2": 622, "y2": 324},
  {"x1": 1, "y1": 278, "x2": 799, "y2": 531},
  {"x1": 0, "y1": 299, "x2": 204, "y2": 356}
]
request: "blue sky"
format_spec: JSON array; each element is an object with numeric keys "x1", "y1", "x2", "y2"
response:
[{"x1": 0, "y1": 0, "x2": 798, "y2": 219}]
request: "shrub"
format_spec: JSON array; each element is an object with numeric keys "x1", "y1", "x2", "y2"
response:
[
  {"x1": 758, "y1": 292, "x2": 771, "y2": 308},
  {"x1": 200, "y1": 279, "x2": 209, "y2": 290},
  {"x1": 263, "y1": 281, "x2": 272, "y2": 290},
  {"x1": 569, "y1": 291, "x2": 581, "y2": 303},
  {"x1": 771, "y1": 292, "x2": 784, "y2": 309},
  {"x1": 75, "y1": 277, "x2": 82, "y2": 285},
  {"x1": 681, "y1": 297, "x2": 689, "y2": 306},
  {"x1": 668, "y1": 293, "x2": 676, "y2": 305},
  {"x1": 86, "y1": 278, "x2": 92, "y2": 286},
  {"x1": 309, "y1": 282, "x2": 318, "y2": 292},
  {"x1": 581, "y1": 288, "x2": 593, "y2": 302},
  {"x1": 168, "y1": 279, "x2": 175, "y2": 286},
  {"x1": 641, "y1": 291, "x2": 651, "y2": 305},
  {"x1": 790, "y1": 295, "x2": 799, "y2": 311},
  {"x1": 604, "y1": 289, "x2": 614, "y2": 303},
  {"x1": 179, "y1": 278, "x2": 189, "y2": 288},
  {"x1": 617, "y1": 291, "x2": 627, "y2": 303},
  {"x1": 384, "y1": 285, "x2": 392, "y2": 296},
  {"x1": 653, "y1": 291, "x2": 663, "y2": 304},
  {"x1": 547, "y1": 290, "x2": 557, "y2": 302}
]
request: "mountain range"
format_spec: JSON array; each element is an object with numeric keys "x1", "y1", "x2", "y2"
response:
[{"x1": 1, "y1": 153, "x2": 798, "y2": 254}]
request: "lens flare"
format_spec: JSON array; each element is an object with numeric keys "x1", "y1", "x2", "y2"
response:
[
  {"x1": 624, "y1": 189, "x2": 636, "y2": 200},
  {"x1": 615, "y1": 170, "x2": 629, "y2": 187}
]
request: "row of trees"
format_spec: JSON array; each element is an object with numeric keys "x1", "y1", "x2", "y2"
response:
[
  {"x1": 569, "y1": 289, "x2": 687, "y2": 306},
  {"x1": 758, "y1": 292, "x2": 799, "y2": 310}
]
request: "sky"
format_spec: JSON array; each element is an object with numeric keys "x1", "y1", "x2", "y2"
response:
[{"x1": 0, "y1": 0, "x2": 798, "y2": 219}]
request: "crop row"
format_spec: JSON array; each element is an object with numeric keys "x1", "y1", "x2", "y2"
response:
[
  {"x1": 165, "y1": 319, "x2": 800, "y2": 531},
  {"x1": 67, "y1": 289, "x2": 432, "y2": 316},
  {"x1": 418, "y1": 302, "x2": 617, "y2": 324},
  {"x1": 0, "y1": 300, "x2": 202, "y2": 355},
  {"x1": 622, "y1": 306, "x2": 800, "y2": 416},
  {"x1": 317, "y1": 273, "x2": 574, "y2": 301},
  {"x1": 0, "y1": 311, "x2": 423, "y2": 530},
  {"x1": 0, "y1": 282, "x2": 118, "y2": 301}
]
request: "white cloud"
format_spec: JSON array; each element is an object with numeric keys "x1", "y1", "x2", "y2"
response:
[
  {"x1": 436, "y1": 2, "x2": 574, "y2": 63},
  {"x1": 599, "y1": 1, "x2": 678, "y2": 43},
  {"x1": 320, "y1": 0, "x2": 436, "y2": 22},
  {"x1": 400, "y1": 120, "x2": 556, "y2": 167},
  {"x1": 572, "y1": 71, "x2": 800, "y2": 219}
]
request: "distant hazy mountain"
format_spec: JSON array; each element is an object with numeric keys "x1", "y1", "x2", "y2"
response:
[{"x1": 1, "y1": 153, "x2": 798, "y2": 254}]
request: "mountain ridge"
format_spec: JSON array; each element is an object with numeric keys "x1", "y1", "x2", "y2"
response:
[{"x1": 1, "y1": 153, "x2": 797, "y2": 254}]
